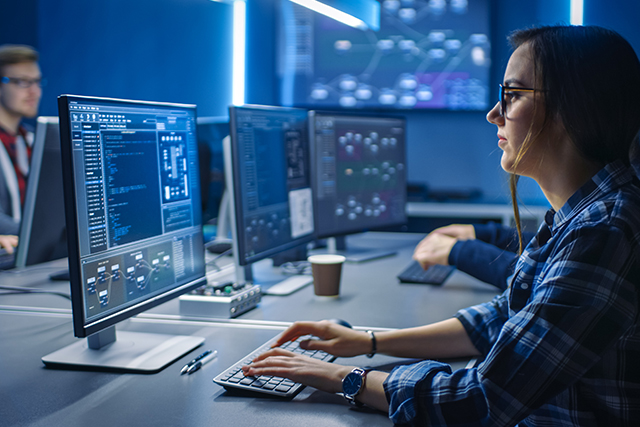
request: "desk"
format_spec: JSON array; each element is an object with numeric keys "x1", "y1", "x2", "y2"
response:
[
  {"x1": 2, "y1": 310, "x2": 412, "y2": 427},
  {"x1": 0, "y1": 232, "x2": 498, "y2": 427},
  {"x1": 236, "y1": 232, "x2": 498, "y2": 327}
]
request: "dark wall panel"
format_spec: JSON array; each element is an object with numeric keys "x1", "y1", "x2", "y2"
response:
[
  {"x1": 36, "y1": 0, "x2": 233, "y2": 118},
  {"x1": 5, "y1": 0, "x2": 640, "y2": 207}
]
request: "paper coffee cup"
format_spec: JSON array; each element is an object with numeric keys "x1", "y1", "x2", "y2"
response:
[{"x1": 307, "y1": 254, "x2": 346, "y2": 297}]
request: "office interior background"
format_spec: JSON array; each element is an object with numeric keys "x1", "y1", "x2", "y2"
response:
[{"x1": 3, "y1": 0, "x2": 640, "y2": 223}]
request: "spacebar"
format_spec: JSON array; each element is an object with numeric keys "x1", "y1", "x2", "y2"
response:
[{"x1": 263, "y1": 275, "x2": 314, "y2": 296}]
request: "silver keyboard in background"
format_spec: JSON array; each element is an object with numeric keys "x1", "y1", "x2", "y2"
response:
[
  {"x1": 213, "y1": 333, "x2": 336, "y2": 398},
  {"x1": 262, "y1": 275, "x2": 313, "y2": 296}
]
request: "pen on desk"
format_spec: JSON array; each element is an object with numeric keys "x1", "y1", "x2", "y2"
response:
[
  {"x1": 180, "y1": 349, "x2": 213, "y2": 375},
  {"x1": 187, "y1": 350, "x2": 218, "y2": 375}
]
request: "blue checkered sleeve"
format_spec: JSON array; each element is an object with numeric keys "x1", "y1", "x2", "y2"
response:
[
  {"x1": 382, "y1": 162, "x2": 640, "y2": 426},
  {"x1": 455, "y1": 291, "x2": 510, "y2": 356},
  {"x1": 385, "y1": 224, "x2": 639, "y2": 426}
]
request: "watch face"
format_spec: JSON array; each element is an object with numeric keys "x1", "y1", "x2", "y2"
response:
[{"x1": 342, "y1": 372, "x2": 363, "y2": 395}]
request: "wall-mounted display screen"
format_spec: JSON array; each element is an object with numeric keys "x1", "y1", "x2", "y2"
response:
[{"x1": 279, "y1": 0, "x2": 491, "y2": 111}]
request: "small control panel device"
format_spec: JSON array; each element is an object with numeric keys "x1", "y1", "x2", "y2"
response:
[{"x1": 179, "y1": 282, "x2": 261, "y2": 318}]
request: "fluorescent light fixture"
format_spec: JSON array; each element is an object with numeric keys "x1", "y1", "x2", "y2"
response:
[
  {"x1": 570, "y1": 0, "x2": 584, "y2": 25},
  {"x1": 232, "y1": 0, "x2": 246, "y2": 106},
  {"x1": 290, "y1": 0, "x2": 380, "y2": 31}
]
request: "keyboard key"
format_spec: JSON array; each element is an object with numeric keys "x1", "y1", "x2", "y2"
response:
[
  {"x1": 276, "y1": 384, "x2": 292, "y2": 393},
  {"x1": 251, "y1": 379, "x2": 268, "y2": 388},
  {"x1": 240, "y1": 377, "x2": 255, "y2": 385}
]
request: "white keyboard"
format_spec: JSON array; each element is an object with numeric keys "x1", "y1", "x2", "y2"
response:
[{"x1": 262, "y1": 275, "x2": 313, "y2": 296}]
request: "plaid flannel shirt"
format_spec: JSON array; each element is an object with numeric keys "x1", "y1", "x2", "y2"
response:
[{"x1": 384, "y1": 160, "x2": 640, "y2": 426}]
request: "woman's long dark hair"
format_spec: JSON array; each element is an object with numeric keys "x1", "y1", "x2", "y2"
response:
[{"x1": 506, "y1": 25, "x2": 640, "y2": 253}]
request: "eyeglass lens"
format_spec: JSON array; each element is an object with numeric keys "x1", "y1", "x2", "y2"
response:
[{"x1": 1, "y1": 77, "x2": 45, "y2": 88}]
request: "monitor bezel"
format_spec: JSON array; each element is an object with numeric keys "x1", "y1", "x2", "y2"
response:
[
  {"x1": 58, "y1": 94, "x2": 207, "y2": 338},
  {"x1": 308, "y1": 109, "x2": 408, "y2": 239},
  {"x1": 226, "y1": 104, "x2": 316, "y2": 267}
]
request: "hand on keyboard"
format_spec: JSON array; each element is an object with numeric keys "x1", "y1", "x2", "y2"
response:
[
  {"x1": 241, "y1": 343, "x2": 348, "y2": 395},
  {"x1": 214, "y1": 334, "x2": 337, "y2": 398},
  {"x1": 269, "y1": 319, "x2": 366, "y2": 358}
]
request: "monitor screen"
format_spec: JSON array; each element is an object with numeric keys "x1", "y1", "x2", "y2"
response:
[
  {"x1": 225, "y1": 105, "x2": 315, "y2": 268},
  {"x1": 310, "y1": 111, "x2": 407, "y2": 238},
  {"x1": 44, "y1": 95, "x2": 206, "y2": 373},
  {"x1": 15, "y1": 117, "x2": 68, "y2": 268},
  {"x1": 278, "y1": 0, "x2": 491, "y2": 110},
  {"x1": 196, "y1": 117, "x2": 228, "y2": 227}
]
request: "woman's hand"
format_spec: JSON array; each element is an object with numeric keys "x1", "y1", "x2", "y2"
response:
[
  {"x1": 430, "y1": 224, "x2": 476, "y2": 240},
  {"x1": 413, "y1": 232, "x2": 457, "y2": 269},
  {"x1": 242, "y1": 348, "x2": 352, "y2": 394},
  {"x1": 0, "y1": 235, "x2": 18, "y2": 254},
  {"x1": 271, "y1": 320, "x2": 372, "y2": 357},
  {"x1": 412, "y1": 224, "x2": 475, "y2": 269},
  {"x1": 244, "y1": 347, "x2": 392, "y2": 411}
]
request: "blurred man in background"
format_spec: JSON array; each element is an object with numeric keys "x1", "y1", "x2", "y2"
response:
[{"x1": 0, "y1": 44, "x2": 43, "y2": 252}]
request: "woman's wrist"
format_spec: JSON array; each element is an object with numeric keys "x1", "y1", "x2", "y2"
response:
[{"x1": 331, "y1": 365, "x2": 355, "y2": 394}]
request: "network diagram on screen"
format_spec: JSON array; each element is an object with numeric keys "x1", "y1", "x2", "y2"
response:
[
  {"x1": 310, "y1": 112, "x2": 406, "y2": 237},
  {"x1": 280, "y1": 0, "x2": 491, "y2": 110}
]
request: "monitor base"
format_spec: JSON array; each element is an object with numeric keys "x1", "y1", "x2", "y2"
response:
[
  {"x1": 42, "y1": 330, "x2": 204, "y2": 374},
  {"x1": 49, "y1": 269, "x2": 70, "y2": 281},
  {"x1": 339, "y1": 248, "x2": 397, "y2": 263},
  {"x1": 322, "y1": 236, "x2": 397, "y2": 263}
]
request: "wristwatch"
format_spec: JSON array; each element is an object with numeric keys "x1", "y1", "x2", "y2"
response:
[{"x1": 342, "y1": 367, "x2": 371, "y2": 406}]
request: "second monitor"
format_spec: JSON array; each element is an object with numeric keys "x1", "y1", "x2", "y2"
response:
[
  {"x1": 309, "y1": 111, "x2": 407, "y2": 261},
  {"x1": 225, "y1": 105, "x2": 315, "y2": 292}
]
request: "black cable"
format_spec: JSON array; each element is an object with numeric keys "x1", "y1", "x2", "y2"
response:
[
  {"x1": 210, "y1": 247, "x2": 233, "y2": 261},
  {"x1": 0, "y1": 285, "x2": 71, "y2": 300},
  {"x1": 280, "y1": 261, "x2": 312, "y2": 275},
  {"x1": 206, "y1": 247, "x2": 233, "y2": 271},
  {"x1": 0, "y1": 264, "x2": 64, "y2": 275}
]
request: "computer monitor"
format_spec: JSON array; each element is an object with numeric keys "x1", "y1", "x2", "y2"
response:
[
  {"x1": 309, "y1": 111, "x2": 407, "y2": 261},
  {"x1": 196, "y1": 116, "x2": 228, "y2": 226},
  {"x1": 225, "y1": 105, "x2": 315, "y2": 288},
  {"x1": 15, "y1": 117, "x2": 68, "y2": 270},
  {"x1": 42, "y1": 95, "x2": 207, "y2": 373}
]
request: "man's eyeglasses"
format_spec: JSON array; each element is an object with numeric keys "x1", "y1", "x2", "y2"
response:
[
  {"x1": 1, "y1": 76, "x2": 46, "y2": 89},
  {"x1": 498, "y1": 84, "x2": 539, "y2": 118}
]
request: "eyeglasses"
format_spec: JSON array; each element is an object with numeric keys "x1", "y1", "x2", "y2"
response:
[
  {"x1": 1, "y1": 76, "x2": 46, "y2": 89},
  {"x1": 498, "y1": 84, "x2": 539, "y2": 118}
]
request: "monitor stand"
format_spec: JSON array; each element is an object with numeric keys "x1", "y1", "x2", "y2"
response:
[
  {"x1": 42, "y1": 325, "x2": 204, "y2": 373},
  {"x1": 324, "y1": 236, "x2": 396, "y2": 263},
  {"x1": 49, "y1": 269, "x2": 70, "y2": 281}
]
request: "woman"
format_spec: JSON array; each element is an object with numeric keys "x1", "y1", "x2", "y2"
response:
[{"x1": 243, "y1": 26, "x2": 640, "y2": 426}]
